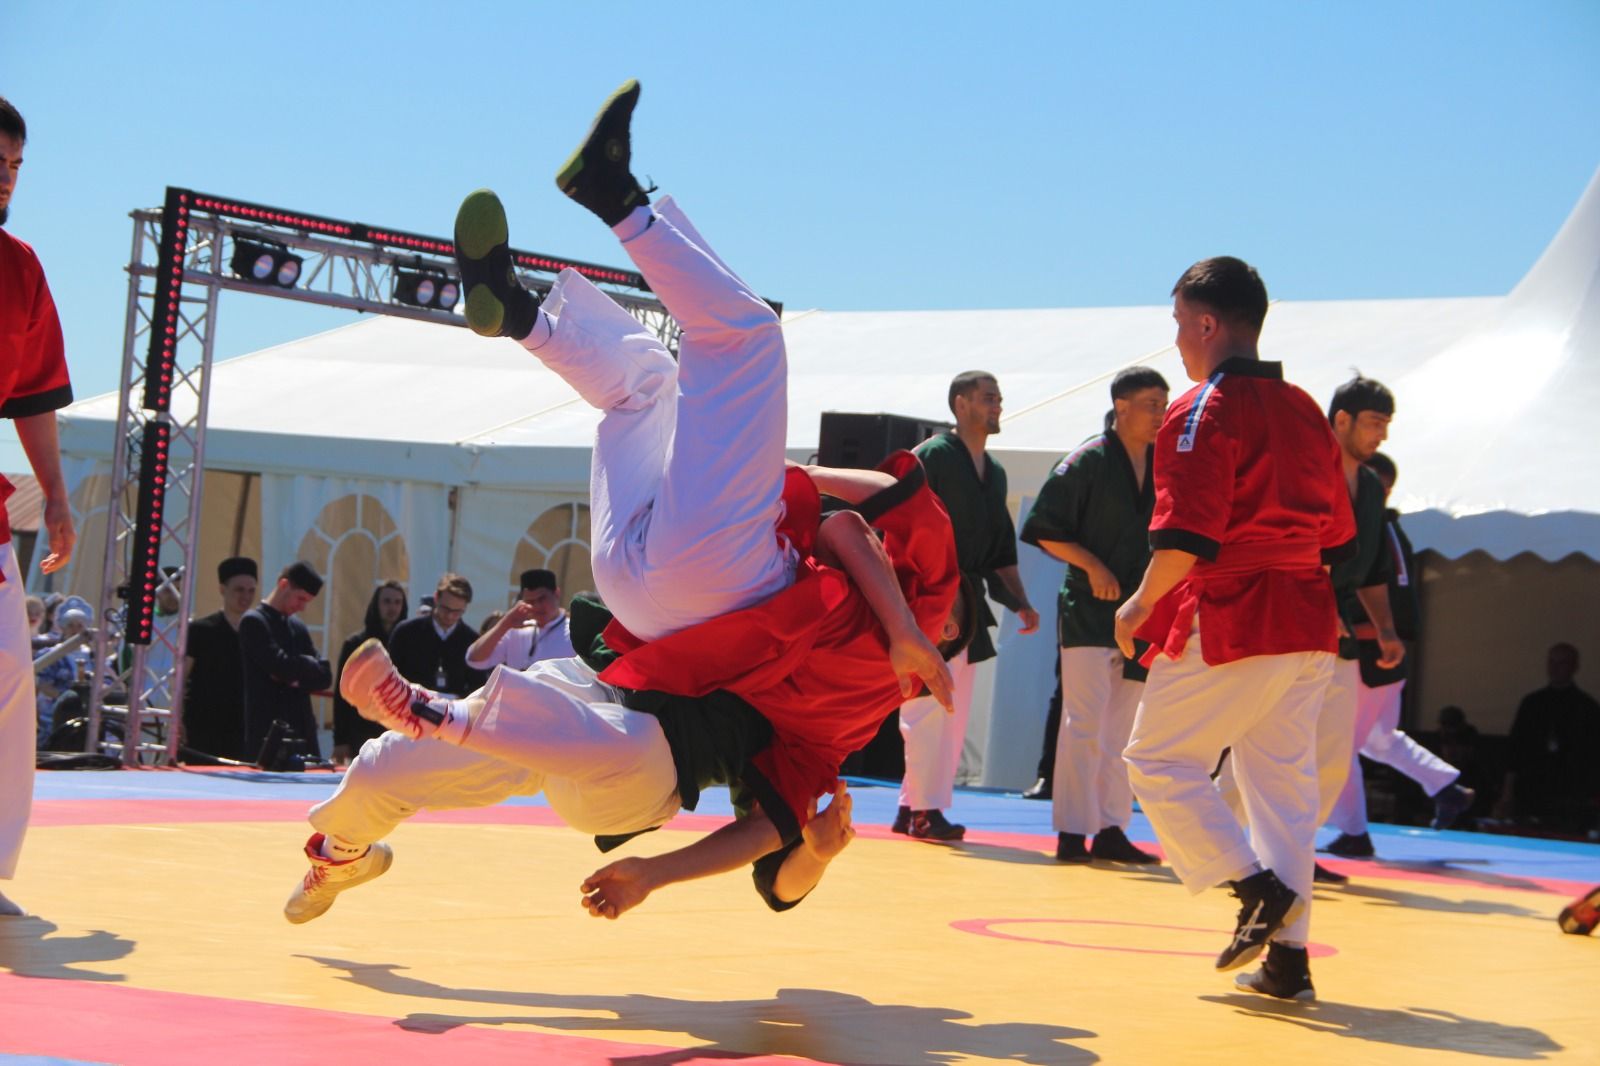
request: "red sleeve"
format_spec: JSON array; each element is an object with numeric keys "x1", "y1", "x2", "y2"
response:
[
  {"x1": 751, "y1": 735, "x2": 840, "y2": 837},
  {"x1": 1, "y1": 237, "x2": 72, "y2": 419},
  {"x1": 862, "y1": 451, "x2": 960, "y2": 638},
  {"x1": 1148, "y1": 380, "x2": 1234, "y2": 561}
]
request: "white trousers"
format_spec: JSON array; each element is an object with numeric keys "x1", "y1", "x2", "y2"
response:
[
  {"x1": 1052, "y1": 647, "x2": 1141, "y2": 835},
  {"x1": 1124, "y1": 620, "x2": 1332, "y2": 945},
  {"x1": 521, "y1": 197, "x2": 791, "y2": 643},
  {"x1": 898, "y1": 651, "x2": 978, "y2": 811},
  {"x1": 1, "y1": 543, "x2": 36, "y2": 880},
  {"x1": 309, "y1": 659, "x2": 679, "y2": 845},
  {"x1": 1312, "y1": 656, "x2": 1362, "y2": 828},
  {"x1": 1329, "y1": 679, "x2": 1461, "y2": 835}
]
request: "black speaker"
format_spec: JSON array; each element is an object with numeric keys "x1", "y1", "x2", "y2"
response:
[{"x1": 817, "y1": 412, "x2": 951, "y2": 470}]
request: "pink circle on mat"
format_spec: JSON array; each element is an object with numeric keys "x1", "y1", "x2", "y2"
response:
[{"x1": 951, "y1": 918, "x2": 1338, "y2": 959}]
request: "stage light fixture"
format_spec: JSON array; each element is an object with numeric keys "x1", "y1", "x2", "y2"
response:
[
  {"x1": 395, "y1": 268, "x2": 460, "y2": 310},
  {"x1": 229, "y1": 238, "x2": 303, "y2": 289}
]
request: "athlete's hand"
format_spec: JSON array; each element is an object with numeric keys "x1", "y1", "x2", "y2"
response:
[
  {"x1": 802, "y1": 783, "x2": 857, "y2": 862},
  {"x1": 580, "y1": 856, "x2": 659, "y2": 920},
  {"x1": 1016, "y1": 605, "x2": 1041, "y2": 634},
  {"x1": 1086, "y1": 562, "x2": 1121, "y2": 602},
  {"x1": 1114, "y1": 595, "x2": 1151, "y2": 659},
  {"x1": 38, "y1": 493, "x2": 75, "y2": 574},
  {"x1": 890, "y1": 627, "x2": 955, "y2": 711},
  {"x1": 1375, "y1": 633, "x2": 1405, "y2": 669}
]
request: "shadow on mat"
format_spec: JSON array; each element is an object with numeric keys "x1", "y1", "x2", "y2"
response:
[
  {"x1": 0, "y1": 917, "x2": 133, "y2": 982},
  {"x1": 1360, "y1": 860, "x2": 1549, "y2": 894},
  {"x1": 298, "y1": 955, "x2": 1097, "y2": 1065},
  {"x1": 1323, "y1": 881, "x2": 1549, "y2": 920},
  {"x1": 1200, "y1": 995, "x2": 1563, "y2": 1059}
]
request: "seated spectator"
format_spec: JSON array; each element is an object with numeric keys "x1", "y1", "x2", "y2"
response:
[
  {"x1": 32, "y1": 591, "x2": 63, "y2": 652},
  {"x1": 32, "y1": 600, "x2": 93, "y2": 746},
  {"x1": 1499, "y1": 643, "x2": 1600, "y2": 833},
  {"x1": 24, "y1": 596, "x2": 43, "y2": 641},
  {"x1": 386, "y1": 573, "x2": 484, "y2": 697},
  {"x1": 465, "y1": 568, "x2": 574, "y2": 673},
  {"x1": 331, "y1": 581, "x2": 407, "y2": 763}
]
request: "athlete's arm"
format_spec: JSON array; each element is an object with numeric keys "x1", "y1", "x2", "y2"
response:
[
  {"x1": 798, "y1": 463, "x2": 896, "y2": 504},
  {"x1": 16, "y1": 410, "x2": 75, "y2": 573},
  {"x1": 1114, "y1": 549, "x2": 1199, "y2": 658},
  {"x1": 1033, "y1": 539, "x2": 1120, "y2": 600},
  {"x1": 992, "y1": 564, "x2": 1040, "y2": 632},
  {"x1": 816, "y1": 509, "x2": 954, "y2": 711},
  {"x1": 771, "y1": 783, "x2": 855, "y2": 901},
  {"x1": 1354, "y1": 584, "x2": 1405, "y2": 668}
]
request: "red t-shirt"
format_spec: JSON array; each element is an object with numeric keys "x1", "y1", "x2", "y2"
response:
[
  {"x1": 1136, "y1": 357, "x2": 1355, "y2": 666},
  {"x1": 598, "y1": 451, "x2": 960, "y2": 832},
  {"x1": 1, "y1": 229, "x2": 73, "y2": 546}
]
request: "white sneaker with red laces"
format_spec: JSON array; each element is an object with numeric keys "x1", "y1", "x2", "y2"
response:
[
  {"x1": 339, "y1": 637, "x2": 443, "y2": 739},
  {"x1": 284, "y1": 833, "x2": 394, "y2": 924}
]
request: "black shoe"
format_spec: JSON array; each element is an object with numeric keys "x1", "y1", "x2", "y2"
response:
[
  {"x1": 556, "y1": 79, "x2": 653, "y2": 227},
  {"x1": 1431, "y1": 783, "x2": 1476, "y2": 830},
  {"x1": 1312, "y1": 861, "x2": 1349, "y2": 886},
  {"x1": 909, "y1": 809, "x2": 966, "y2": 841},
  {"x1": 454, "y1": 189, "x2": 539, "y2": 341},
  {"x1": 1021, "y1": 777, "x2": 1052, "y2": 801},
  {"x1": 1234, "y1": 942, "x2": 1316, "y2": 1001},
  {"x1": 1217, "y1": 869, "x2": 1303, "y2": 971},
  {"x1": 1055, "y1": 832, "x2": 1090, "y2": 864},
  {"x1": 890, "y1": 804, "x2": 911, "y2": 835},
  {"x1": 1558, "y1": 886, "x2": 1600, "y2": 935},
  {"x1": 1090, "y1": 825, "x2": 1160, "y2": 865},
  {"x1": 1323, "y1": 832, "x2": 1374, "y2": 859}
]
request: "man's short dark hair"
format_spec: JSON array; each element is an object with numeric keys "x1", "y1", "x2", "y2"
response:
[
  {"x1": 0, "y1": 96, "x2": 25, "y2": 145},
  {"x1": 1365, "y1": 451, "x2": 1397, "y2": 483},
  {"x1": 947, "y1": 370, "x2": 997, "y2": 414},
  {"x1": 280, "y1": 561, "x2": 323, "y2": 596},
  {"x1": 1329, "y1": 374, "x2": 1395, "y2": 423},
  {"x1": 1171, "y1": 256, "x2": 1269, "y2": 333},
  {"x1": 520, "y1": 568, "x2": 558, "y2": 592},
  {"x1": 436, "y1": 572, "x2": 473, "y2": 602},
  {"x1": 1110, "y1": 366, "x2": 1169, "y2": 402},
  {"x1": 218, "y1": 556, "x2": 258, "y2": 583}
]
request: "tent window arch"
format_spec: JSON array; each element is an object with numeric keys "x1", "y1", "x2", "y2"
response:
[
  {"x1": 510, "y1": 502, "x2": 592, "y2": 606},
  {"x1": 295, "y1": 494, "x2": 411, "y2": 662}
]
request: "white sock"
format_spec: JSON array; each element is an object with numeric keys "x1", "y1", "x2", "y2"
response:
[
  {"x1": 612, "y1": 204, "x2": 654, "y2": 243},
  {"x1": 319, "y1": 834, "x2": 368, "y2": 861},
  {"x1": 433, "y1": 699, "x2": 474, "y2": 746}
]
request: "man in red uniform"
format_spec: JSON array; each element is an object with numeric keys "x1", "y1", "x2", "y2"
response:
[
  {"x1": 1, "y1": 95, "x2": 77, "y2": 918},
  {"x1": 1115, "y1": 257, "x2": 1354, "y2": 1001}
]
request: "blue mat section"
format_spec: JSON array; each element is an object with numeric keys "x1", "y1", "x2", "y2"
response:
[{"x1": 33, "y1": 767, "x2": 1600, "y2": 886}]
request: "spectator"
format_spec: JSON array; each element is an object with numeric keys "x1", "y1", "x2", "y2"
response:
[
  {"x1": 238, "y1": 561, "x2": 331, "y2": 765},
  {"x1": 31, "y1": 601, "x2": 92, "y2": 745},
  {"x1": 23, "y1": 596, "x2": 42, "y2": 639},
  {"x1": 386, "y1": 573, "x2": 484, "y2": 698},
  {"x1": 330, "y1": 581, "x2": 407, "y2": 763},
  {"x1": 1499, "y1": 643, "x2": 1600, "y2": 832},
  {"x1": 465, "y1": 568, "x2": 575, "y2": 674},
  {"x1": 32, "y1": 591, "x2": 63, "y2": 651},
  {"x1": 181, "y1": 556, "x2": 257, "y2": 761}
]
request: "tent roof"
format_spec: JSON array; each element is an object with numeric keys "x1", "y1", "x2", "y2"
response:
[{"x1": 58, "y1": 169, "x2": 1600, "y2": 561}]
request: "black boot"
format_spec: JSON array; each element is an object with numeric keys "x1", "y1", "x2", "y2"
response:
[
  {"x1": 1055, "y1": 832, "x2": 1090, "y2": 864},
  {"x1": 1089, "y1": 825, "x2": 1160, "y2": 865},
  {"x1": 1217, "y1": 869, "x2": 1302, "y2": 971},
  {"x1": 454, "y1": 189, "x2": 539, "y2": 340},
  {"x1": 557, "y1": 79, "x2": 653, "y2": 226}
]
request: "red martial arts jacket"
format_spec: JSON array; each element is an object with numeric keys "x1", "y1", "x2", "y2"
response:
[
  {"x1": 0, "y1": 229, "x2": 73, "y2": 550},
  {"x1": 598, "y1": 451, "x2": 960, "y2": 833},
  {"x1": 1136, "y1": 357, "x2": 1356, "y2": 666}
]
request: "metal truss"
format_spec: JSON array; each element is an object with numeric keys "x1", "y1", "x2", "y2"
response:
[{"x1": 85, "y1": 187, "x2": 682, "y2": 765}]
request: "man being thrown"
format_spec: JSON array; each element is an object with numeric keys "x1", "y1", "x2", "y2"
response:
[
  {"x1": 1115, "y1": 257, "x2": 1355, "y2": 1002},
  {"x1": 289, "y1": 80, "x2": 966, "y2": 922}
]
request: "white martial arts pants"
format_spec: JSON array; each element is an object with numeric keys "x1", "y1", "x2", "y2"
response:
[
  {"x1": 1328, "y1": 679, "x2": 1461, "y2": 836},
  {"x1": 1052, "y1": 647, "x2": 1141, "y2": 836},
  {"x1": 309, "y1": 659, "x2": 680, "y2": 845},
  {"x1": 1124, "y1": 619, "x2": 1332, "y2": 945},
  {"x1": 1313, "y1": 656, "x2": 1362, "y2": 828},
  {"x1": 898, "y1": 650, "x2": 978, "y2": 811},
  {"x1": 520, "y1": 197, "x2": 792, "y2": 643},
  {"x1": 1, "y1": 542, "x2": 36, "y2": 881}
]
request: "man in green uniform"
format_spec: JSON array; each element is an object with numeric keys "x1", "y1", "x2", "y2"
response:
[
  {"x1": 894, "y1": 371, "x2": 1040, "y2": 840},
  {"x1": 1021, "y1": 366, "x2": 1168, "y2": 864}
]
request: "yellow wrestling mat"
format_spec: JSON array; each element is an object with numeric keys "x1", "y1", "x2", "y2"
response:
[{"x1": 2, "y1": 793, "x2": 1593, "y2": 1065}]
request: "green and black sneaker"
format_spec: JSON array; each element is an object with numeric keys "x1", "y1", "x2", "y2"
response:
[
  {"x1": 556, "y1": 79, "x2": 653, "y2": 226},
  {"x1": 454, "y1": 188, "x2": 538, "y2": 340}
]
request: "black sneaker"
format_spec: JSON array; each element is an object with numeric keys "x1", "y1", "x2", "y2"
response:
[
  {"x1": 1557, "y1": 885, "x2": 1600, "y2": 935},
  {"x1": 454, "y1": 189, "x2": 539, "y2": 341},
  {"x1": 1090, "y1": 825, "x2": 1160, "y2": 865},
  {"x1": 556, "y1": 79, "x2": 653, "y2": 227},
  {"x1": 1234, "y1": 942, "x2": 1316, "y2": 1001},
  {"x1": 909, "y1": 809, "x2": 966, "y2": 841},
  {"x1": 890, "y1": 805, "x2": 912, "y2": 835},
  {"x1": 1021, "y1": 777, "x2": 1052, "y2": 801},
  {"x1": 1431, "y1": 783, "x2": 1476, "y2": 830},
  {"x1": 1313, "y1": 861, "x2": 1349, "y2": 885},
  {"x1": 1055, "y1": 832, "x2": 1090, "y2": 864},
  {"x1": 1217, "y1": 869, "x2": 1303, "y2": 971},
  {"x1": 1324, "y1": 832, "x2": 1374, "y2": 858}
]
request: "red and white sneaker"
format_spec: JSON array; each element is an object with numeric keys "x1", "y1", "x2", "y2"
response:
[
  {"x1": 284, "y1": 833, "x2": 393, "y2": 924},
  {"x1": 339, "y1": 637, "x2": 443, "y2": 739}
]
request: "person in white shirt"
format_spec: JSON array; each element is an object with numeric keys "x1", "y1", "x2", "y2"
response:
[{"x1": 465, "y1": 568, "x2": 574, "y2": 673}]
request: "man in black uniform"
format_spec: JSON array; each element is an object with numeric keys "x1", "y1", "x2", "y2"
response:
[
  {"x1": 181, "y1": 556, "x2": 257, "y2": 760},
  {"x1": 239, "y1": 561, "x2": 331, "y2": 764},
  {"x1": 385, "y1": 572, "x2": 485, "y2": 698},
  {"x1": 1022, "y1": 366, "x2": 1167, "y2": 865}
]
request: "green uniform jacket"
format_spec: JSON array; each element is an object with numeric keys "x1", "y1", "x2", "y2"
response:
[
  {"x1": 914, "y1": 432, "x2": 1023, "y2": 664},
  {"x1": 1019, "y1": 433, "x2": 1155, "y2": 649},
  {"x1": 1330, "y1": 464, "x2": 1394, "y2": 661}
]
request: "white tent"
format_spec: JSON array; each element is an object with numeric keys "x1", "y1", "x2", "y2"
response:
[{"x1": 45, "y1": 169, "x2": 1599, "y2": 779}]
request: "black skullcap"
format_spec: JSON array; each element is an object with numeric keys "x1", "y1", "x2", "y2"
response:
[
  {"x1": 520, "y1": 568, "x2": 558, "y2": 592},
  {"x1": 281, "y1": 560, "x2": 324, "y2": 596},
  {"x1": 218, "y1": 556, "x2": 259, "y2": 583}
]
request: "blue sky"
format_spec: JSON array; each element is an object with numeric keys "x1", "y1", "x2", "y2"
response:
[{"x1": 3, "y1": 1, "x2": 1597, "y2": 470}]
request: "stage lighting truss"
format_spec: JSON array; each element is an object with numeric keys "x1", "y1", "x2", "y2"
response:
[{"x1": 91, "y1": 187, "x2": 746, "y2": 766}]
